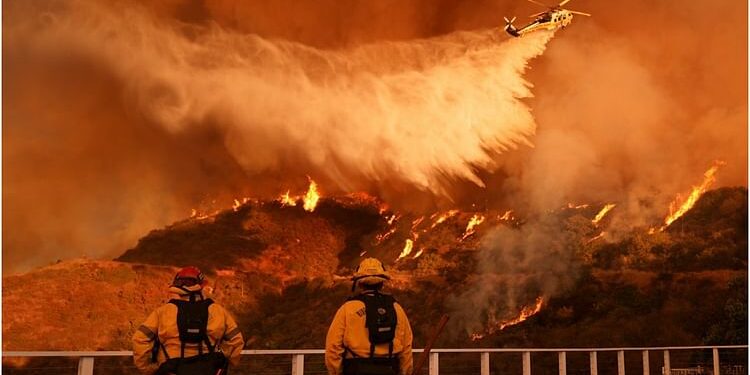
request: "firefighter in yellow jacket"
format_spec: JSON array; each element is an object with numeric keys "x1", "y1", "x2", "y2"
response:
[
  {"x1": 132, "y1": 266, "x2": 244, "y2": 375},
  {"x1": 325, "y1": 258, "x2": 413, "y2": 375}
]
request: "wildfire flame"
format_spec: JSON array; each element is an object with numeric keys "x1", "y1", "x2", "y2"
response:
[
  {"x1": 279, "y1": 191, "x2": 298, "y2": 207},
  {"x1": 375, "y1": 227, "x2": 397, "y2": 244},
  {"x1": 431, "y1": 210, "x2": 459, "y2": 228},
  {"x1": 497, "y1": 297, "x2": 544, "y2": 330},
  {"x1": 592, "y1": 204, "x2": 616, "y2": 225},
  {"x1": 471, "y1": 297, "x2": 544, "y2": 341},
  {"x1": 387, "y1": 214, "x2": 400, "y2": 226},
  {"x1": 660, "y1": 161, "x2": 725, "y2": 231},
  {"x1": 586, "y1": 231, "x2": 606, "y2": 244},
  {"x1": 277, "y1": 179, "x2": 321, "y2": 211},
  {"x1": 461, "y1": 214, "x2": 485, "y2": 240},
  {"x1": 398, "y1": 239, "x2": 414, "y2": 259},
  {"x1": 499, "y1": 210, "x2": 514, "y2": 221},
  {"x1": 411, "y1": 216, "x2": 425, "y2": 229},
  {"x1": 303, "y1": 180, "x2": 320, "y2": 212},
  {"x1": 567, "y1": 203, "x2": 589, "y2": 209}
]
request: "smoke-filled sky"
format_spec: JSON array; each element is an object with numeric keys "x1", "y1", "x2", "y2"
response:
[{"x1": 3, "y1": 0, "x2": 747, "y2": 274}]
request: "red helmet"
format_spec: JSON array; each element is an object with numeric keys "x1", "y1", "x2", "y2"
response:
[{"x1": 172, "y1": 266, "x2": 205, "y2": 288}]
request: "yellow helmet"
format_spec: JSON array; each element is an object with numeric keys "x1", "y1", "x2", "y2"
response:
[{"x1": 352, "y1": 257, "x2": 390, "y2": 285}]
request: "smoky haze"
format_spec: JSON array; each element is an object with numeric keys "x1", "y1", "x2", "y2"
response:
[{"x1": 3, "y1": 0, "x2": 747, "y2": 276}]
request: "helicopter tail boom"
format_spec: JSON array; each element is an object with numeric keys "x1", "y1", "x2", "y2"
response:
[{"x1": 504, "y1": 16, "x2": 520, "y2": 37}]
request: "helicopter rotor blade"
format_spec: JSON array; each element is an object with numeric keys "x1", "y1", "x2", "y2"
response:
[
  {"x1": 569, "y1": 10, "x2": 592, "y2": 16},
  {"x1": 528, "y1": 11, "x2": 547, "y2": 18},
  {"x1": 527, "y1": 0, "x2": 552, "y2": 8},
  {"x1": 558, "y1": 0, "x2": 572, "y2": 6}
]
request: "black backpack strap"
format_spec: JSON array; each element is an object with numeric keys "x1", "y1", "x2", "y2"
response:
[{"x1": 160, "y1": 339, "x2": 170, "y2": 360}]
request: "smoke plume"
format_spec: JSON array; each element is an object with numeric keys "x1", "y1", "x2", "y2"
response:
[
  {"x1": 4, "y1": 0, "x2": 553, "y2": 272},
  {"x1": 3, "y1": 0, "x2": 747, "y2": 281}
]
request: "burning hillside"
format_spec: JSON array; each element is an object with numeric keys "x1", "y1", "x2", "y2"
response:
[
  {"x1": 2, "y1": 1, "x2": 747, "y2": 373},
  {"x1": 3, "y1": 185, "x2": 746, "y2": 361}
]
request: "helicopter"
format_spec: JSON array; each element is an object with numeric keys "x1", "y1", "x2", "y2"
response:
[{"x1": 504, "y1": 0, "x2": 591, "y2": 37}]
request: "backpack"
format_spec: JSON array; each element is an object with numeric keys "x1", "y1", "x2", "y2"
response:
[
  {"x1": 155, "y1": 297, "x2": 228, "y2": 375},
  {"x1": 348, "y1": 292, "x2": 398, "y2": 358}
]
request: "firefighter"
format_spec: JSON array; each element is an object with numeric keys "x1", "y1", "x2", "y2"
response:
[
  {"x1": 325, "y1": 258, "x2": 414, "y2": 375},
  {"x1": 132, "y1": 266, "x2": 244, "y2": 375}
]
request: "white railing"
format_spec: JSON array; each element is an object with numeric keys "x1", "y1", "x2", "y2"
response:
[{"x1": 3, "y1": 345, "x2": 747, "y2": 375}]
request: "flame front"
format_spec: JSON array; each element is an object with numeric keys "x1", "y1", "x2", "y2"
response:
[
  {"x1": 497, "y1": 297, "x2": 544, "y2": 331},
  {"x1": 431, "y1": 210, "x2": 459, "y2": 228},
  {"x1": 398, "y1": 239, "x2": 414, "y2": 259},
  {"x1": 471, "y1": 297, "x2": 544, "y2": 341},
  {"x1": 461, "y1": 214, "x2": 486, "y2": 240},
  {"x1": 661, "y1": 161, "x2": 725, "y2": 230},
  {"x1": 592, "y1": 204, "x2": 616, "y2": 225}
]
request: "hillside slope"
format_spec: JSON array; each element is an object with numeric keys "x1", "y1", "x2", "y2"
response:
[{"x1": 3, "y1": 188, "x2": 747, "y2": 373}]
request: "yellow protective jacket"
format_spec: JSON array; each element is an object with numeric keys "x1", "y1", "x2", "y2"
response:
[
  {"x1": 132, "y1": 288, "x2": 244, "y2": 375},
  {"x1": 325, "y1": 292, "x2": 413, "y2": 375}
]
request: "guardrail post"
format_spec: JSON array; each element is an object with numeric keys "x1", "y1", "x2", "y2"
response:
[
  {"x1": 712, "y1": 348, "x2": 720, "y2": 375},
  {"x1": 642, "y1": 350, "x2": 650, "y2": 375},
  {"x1": 429, "y1": 352, "x2": 439, "y2": 375},
  {"x1": 617, "y1": 350, "x2": 625, "y2": 375},
  {"x1": 663, "y1": 350, "x2": 670, "y2": 375},
  {"x1": 523, "y1": 351, "x2": 531, "y2": 375},
  {"x1": 291, "y1": 354, "x2": 304, "y2": 375},
  {"x1": 590, "y1": 351, "x2": 598, "y2": 375},
  {"x1": 559, "y1": 351, "x2": 567, "y2": 375},
  {"x1": 481, "y1": 352, "x2": 490, "y2": 375},
  {"x1": 77, "y1": 357, "x2": 94, "y2": 375}
]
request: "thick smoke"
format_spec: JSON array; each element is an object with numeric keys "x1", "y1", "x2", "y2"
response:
[
  {"x1": 448, "y1": 217, "x2": 580, "y2": 336},
  {"x1": 23, "y1": 1, "x2": 552, "y2": 193},
  {"x1": 4, "y1": 0, "x2": 552, "y2": 272}
]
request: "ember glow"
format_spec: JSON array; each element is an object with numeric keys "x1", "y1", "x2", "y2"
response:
[
  {"x1": 660, "y1": 161, "x2": 726, "y2": 230},
  {"x1": 461, "y1": 214, "x2": 486, "y2": 240},
  {"x1": 471, "y1": 297, "x2": 545, "y2": 340},
  {"x1": 587, "y1": 231, "x2": 606, "y2": 244},
  {"x1": 592, "y1": 204, "x2": 616, "y2": 225},
  {"x1": 499, "y1": 210, "x2": 515, "y2": 221}
]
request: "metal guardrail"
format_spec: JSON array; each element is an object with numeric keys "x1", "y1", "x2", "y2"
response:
[{"x1": 3, "y1": 345, "x2": 747, "y2": 375}]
